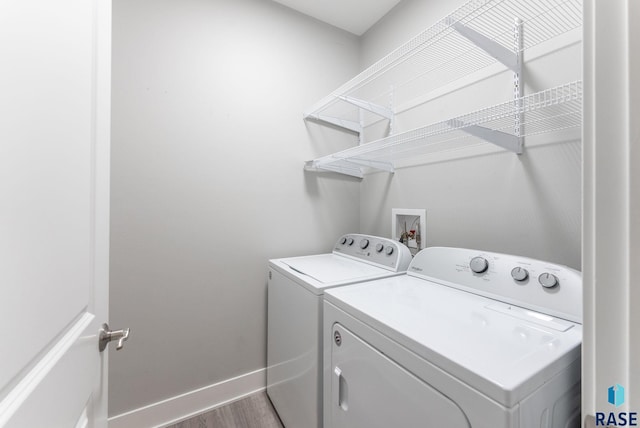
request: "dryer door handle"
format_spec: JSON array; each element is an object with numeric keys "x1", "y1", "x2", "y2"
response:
[{"x1": 334, "y1": 366, "x2": 348, "y2": 411}]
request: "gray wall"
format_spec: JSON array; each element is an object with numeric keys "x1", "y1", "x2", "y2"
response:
[
  {"x1": 358, "y1": 0, "x2": 583, "y2": 269},
  {"x1": 109, "y1": 0, "x2": 360, "y2": 416},
  {"x1": 110, "y1": 0, "x2": 583, "y2": 417}
]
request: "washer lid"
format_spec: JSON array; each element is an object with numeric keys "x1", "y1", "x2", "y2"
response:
[
  {"x1": 283, "y1": 254, "x2": 391, "y2": 283},
  {"x1": 273, "y1": 254, "x2": 396, "y2": 293},
  {"x1": 324, "y1": 275, "x2": 582, "y2": 407}
]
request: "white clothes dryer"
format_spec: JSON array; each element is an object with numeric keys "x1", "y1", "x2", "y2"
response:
[
  {"x1": 267, "y1": 234, "x2": 411, "y2": 428},
  {"x1": 323, "y1": 247, "x2": 582, "y2": 428}
]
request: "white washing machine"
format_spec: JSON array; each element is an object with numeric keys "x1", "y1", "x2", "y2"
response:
[
  {"x1": 323, "y1": 247, "x2": 582, "y2": 428},
  {"x1": 267, "y1": 234, "x2": 412, "y2": 428}
]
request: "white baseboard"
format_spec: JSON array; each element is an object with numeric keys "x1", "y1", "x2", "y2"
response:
[{"x1": 108, "y1": 368, "x2": 266, "y2": 428}]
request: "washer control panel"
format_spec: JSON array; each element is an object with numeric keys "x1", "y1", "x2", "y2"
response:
[
  {"x1": 408, "y1": 247, "x2": 582, "y2": 323},
  {"x1": 334, "y1": 234, "x2": 411, "y2": 271}
]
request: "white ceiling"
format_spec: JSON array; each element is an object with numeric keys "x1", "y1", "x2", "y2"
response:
[{"x1": 271, "y1": 0, "x2": 403, "y2": 36}]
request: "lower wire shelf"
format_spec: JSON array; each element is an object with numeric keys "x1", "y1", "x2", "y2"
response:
[{"x1": 304, "y1": 81, "x2": 582, "y2": 179}]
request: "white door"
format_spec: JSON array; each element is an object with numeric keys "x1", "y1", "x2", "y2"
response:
[{"x1": 0, "y1": 0, "x2": 113, "y2": 427}]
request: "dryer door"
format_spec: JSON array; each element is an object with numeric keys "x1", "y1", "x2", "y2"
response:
[{"x1": 330, "y1": 324, "x2": 470, "y2": 428}]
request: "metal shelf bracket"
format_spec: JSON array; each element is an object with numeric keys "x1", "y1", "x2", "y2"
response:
[
  {"x1": 449, "y1": 17, "x2": 524, "y2": 154},
  {"x1": 306, "y1": 114, "x2": 362, "y2": 134},
  {"x1": 447, "y1": 18, "x2": 520, "y2": 73},
  {"x1": 338, "y1": 95, "x2": 394, "y2": 120},
  {"x1": 344, "y1": 158, "x2": 395, "y2": 173},
  {"x1": 304, "y1": 160, "x2": 364, "y2": 178},
  {"x1": 447, "y1": 119, "x2": 523, "y2": 153}
]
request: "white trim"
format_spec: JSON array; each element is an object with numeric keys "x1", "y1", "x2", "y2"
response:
[
  {"x1": 91, "y1": 0, "x2": 111, "y2": 425},
  {"x1": 582, "y1": 0, "x2": 640, "y2": 418},
  {"x1": 108, "y1": 368, "x2": 266, "y2": 428}
]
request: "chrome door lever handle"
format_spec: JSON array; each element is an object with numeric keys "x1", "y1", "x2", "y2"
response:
[{"x1": 99, "y1": 323, "x2": 130, "y2": 352}]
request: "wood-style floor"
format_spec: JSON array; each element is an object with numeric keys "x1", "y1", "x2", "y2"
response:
[{"x1": 165, "y1": 392, "x2": 284, "y2": 428}]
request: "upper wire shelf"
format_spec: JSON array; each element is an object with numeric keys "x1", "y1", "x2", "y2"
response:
[
  {"x1": 305, "y1": 81, "x2": 583, "y2": 178},
  {"x1": 303, "y1": 0, "x2": 582, "y2": 131}
]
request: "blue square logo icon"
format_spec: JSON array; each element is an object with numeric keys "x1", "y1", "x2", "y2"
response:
[{"x1": 608, "y1": 384, "x2": 625, "y2": 408}]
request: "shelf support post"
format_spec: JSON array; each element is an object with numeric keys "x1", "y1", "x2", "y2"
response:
[
  {"x1": 389, "y1": 85, "x2": 396, "y2": 136},
  {"x1": 513, "y1": 18, "x2": 524, "y2": 152}
]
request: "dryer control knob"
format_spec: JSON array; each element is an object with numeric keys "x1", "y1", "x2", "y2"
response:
[
  {"x1": 360, "y1": 239, "x2": 369, "y2": 249},
  {"x1": 470, "y1": 257, "x2": 489, "y2": 274},
  {"x1": 340, "y1": 237, "x2": 347, "y2": 245},
  {"x1": 375, "y1": 243, "x2": 384, "y2": 253},
  {"x1": 538, "y1": 273, "x2": 559, "y2": 288},
  {"x1": 511, "y1": 267, "x2": 529, "y2": 282},
  {"x1": 385, "y1": 246, "x2": 394, "y2": 255},
  {"x1": 346, "y1": 237, "x2": 354, "y2": 246}
]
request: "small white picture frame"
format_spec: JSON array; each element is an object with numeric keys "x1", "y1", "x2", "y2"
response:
[{"x1": 392, "y1": 208, "x2": 426, "y2": 256}]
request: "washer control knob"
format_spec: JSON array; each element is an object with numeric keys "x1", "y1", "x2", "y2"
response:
[
  {"x1": 470, "y1": 257, "x2": 489, "y2": 274},
  {"x1": 360, "y1": 239, "x2": 369, "y2": 249},
  {"x1": 511, "y1": 267, "x2": 529, "y2": 282},
  {"x1": 375, "y1": 243, "x2": 384, "y2": 253},
  {"x1": 385, "y1": 246, "x2": 394, "y2": 255},
  {"x1": 538, "y1": 273, "x2": 559, "y2": 288},
  {"x1": 340, "y1": 237, "x2": 347, "y2": 245},
  {"x1": 346, "y1": 237, "x2": 354, "y2": 246}
]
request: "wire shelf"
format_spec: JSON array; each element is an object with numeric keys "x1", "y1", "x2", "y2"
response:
[
  {"x1": 305, "y1": 81, "x2": 582, "y2": 178},
  {"x1": 303, "y1": 0, "x2": 582, "y2": 127}
]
